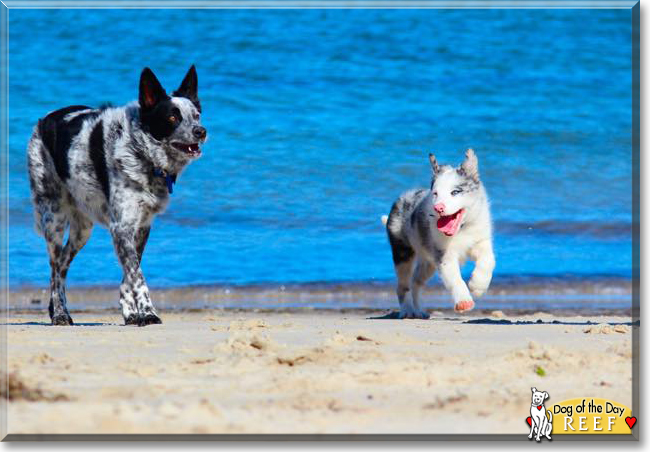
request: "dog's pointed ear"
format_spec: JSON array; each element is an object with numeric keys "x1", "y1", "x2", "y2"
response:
[
  {"x1": 460, "y1": 148, "x2": 479, "y2": 180},
  {"x1": 531, "y1": 387, "x2": 537, "y2": 393},
  {"x1": 172, "y1": 65, "x2": 201, "y2": 112},
  {"x1": 543, "y1": 392, "x2": 549, "y2": 400},
  {"x1": 429, "y1": 153, "x2": 440, "y2": 175},
  {"x1": 139, "y1": 67, "x2": 167, "y2": 111}
]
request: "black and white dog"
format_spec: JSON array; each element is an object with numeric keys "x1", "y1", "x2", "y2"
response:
[
  {"x1": 27, "y1": 66, "x2": 207, "y2": 326},
  {"x1": 383, "y1": 150, "x2": 495, "y2": 318}
]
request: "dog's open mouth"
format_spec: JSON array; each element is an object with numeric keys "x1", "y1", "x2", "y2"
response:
[
  {"x1": 172, "y1": 142, "x2": 201, "y2": 157},
  {"x1": 436, "y1": 209, "x2": 465, "y2": 236}
]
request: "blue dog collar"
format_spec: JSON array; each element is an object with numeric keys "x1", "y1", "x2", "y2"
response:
[{"x1": 153, "y1": 169, "x2": 177, "y2": 194}]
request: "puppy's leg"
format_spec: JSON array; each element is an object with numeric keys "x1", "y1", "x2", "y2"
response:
[
  {"x1": 394, "y1": 257, "x2": 417, "y2": 318},
  {"x1": 438, "y1": 253, "x2": 474, "y2": 312},
  {"x1": 387, "y1": 231, "x2": 419, "y2": 319},
  {"x1": 410, "y1": 259, "x2": 435, "y2": 319},
  {"x1": 468, "y1": 239, "x2": 495, "y2": 298},
  {"x1": 111, "y1": 222, "x2": 160, "y2": 326}
]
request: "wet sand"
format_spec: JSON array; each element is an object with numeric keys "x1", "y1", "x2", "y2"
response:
[{"x1": 4, "y1": 309, "x2": 635, "y2": 436}]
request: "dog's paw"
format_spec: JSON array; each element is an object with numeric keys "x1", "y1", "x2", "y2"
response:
[
  {"x1": 398, "y1": 307, "x2": 430, "y2": 319},
  {"x1": 124, "y1": 314, "x2": 140, "y2": 326},
  {"x1": 138, "y1": 314, "x2": 162, "y2": 326},
  {"x1": 454, "y1": 300, "x2": 475, "y2": 313},
  {"x1": 51, "y1": 313, "x2": 74, "y2": 326},
  {"x1": 468, "y1": 278, "x2": 489, "y2": 298}
]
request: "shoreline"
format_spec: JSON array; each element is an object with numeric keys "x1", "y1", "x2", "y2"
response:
[{"x1": 7, "y1": 277, "x2": 633, "y2": 312}]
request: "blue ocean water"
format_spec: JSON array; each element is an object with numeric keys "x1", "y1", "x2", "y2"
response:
[{"x1": 7, "y1": 9, "x2": 633, "y2": 288}]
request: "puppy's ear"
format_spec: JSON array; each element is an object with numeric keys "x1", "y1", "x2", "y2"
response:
[
  {"x1": 460, "y1": 148, "x2": 479, "y2": 180},
  {"x1": 531, "y1": 387, "x2": 537, "y2": 393},
  {"x1": 173, "y1": 65, "x2": 201, "y2": 112},
  {"x1": 543, "y1": 392, "x2": 549, "y2": 400},
  {"x1": 139, "y1": 67, "x2": 167, "y2": 111},
  {"x1": 429, "y1": 153, "x2": 440, "y2": 175}
]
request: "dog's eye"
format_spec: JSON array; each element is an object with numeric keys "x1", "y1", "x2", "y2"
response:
[
  {"x1": 193, "y1": 113, "x2": 200, "y2": 120},
  {"x1": 433, "y1": 191, "x2": 438, "y2": 197},
  {"x1": 451, "y1": 189, "x2": 462, "y2": 196},
  {"x1": 169, "y1": 115, "x2": 177, "y2": 123}
]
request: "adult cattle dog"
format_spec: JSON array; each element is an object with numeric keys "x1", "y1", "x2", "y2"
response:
[{"x1": 27, "y1": 66, "x2": 207, "y2": 326}]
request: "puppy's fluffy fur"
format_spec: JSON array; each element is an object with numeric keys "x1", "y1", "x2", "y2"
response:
[
  {"x1": 385, "y1": 149, "x2": 495, "y2": 318},
  {"x1": 28, "y1": 66, "x2": 207, "y2": 326}
]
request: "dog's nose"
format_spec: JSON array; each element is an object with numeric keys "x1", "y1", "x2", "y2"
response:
[
  {"x1": 434, "y1": 203, "x2": 445, "y2": 214},
  {"x1": 192, "y1": 126, "x2": 207, "y2": 140}
]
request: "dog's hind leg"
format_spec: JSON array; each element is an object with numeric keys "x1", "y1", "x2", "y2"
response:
[
  {"x1": 394, "y1": 257, "x2": 417, "y2": 318},
  {"x1": 59, "y1": 209, "x2": 93, "y2": 283},
  {"x1": 41, "y1": 206, "x2": 73, "y2": 325},
  {"x1": 387, "y1": 230, "x2": 419, "y2": 319},
  {"x1": 410, "y1": 259, "x2": 435, "y2": 319}
]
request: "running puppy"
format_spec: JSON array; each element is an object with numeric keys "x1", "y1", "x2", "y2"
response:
[
  {"x1": 27, "y1": 66, "x2": 207, "y2": 326},
  {"x1": 384, "y1": 149, "x2": 495, "y2": 318}
]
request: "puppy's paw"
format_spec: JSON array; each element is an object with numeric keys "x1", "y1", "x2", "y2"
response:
[
  {"x1": 51, "y1": 313, "x2": 74, "y2": 326},
  {"x1": 398, "y1": 306, "x2": 430, "y2": 319},
  {"x1": 454, "y1": 300, "x2": 475, "y2": 313},
  {"x1": 468, "y1": 277, "x2": 489, "y2": 298},
  {"x1": 138, "y1": 313, "x2": 162, "y2": 326}
]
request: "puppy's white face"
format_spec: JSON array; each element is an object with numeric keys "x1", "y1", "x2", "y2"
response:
[{"x1": 428, "y1": 149, "x2": 481, "y2": 237}]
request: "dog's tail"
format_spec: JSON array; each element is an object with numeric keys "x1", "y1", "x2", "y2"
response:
[
  {"x1": 381, "y1": 215, "x2": 389, "y2": 226},
  {"x1": 547, "y1": 410, "x2": 553, "y2": 422}
]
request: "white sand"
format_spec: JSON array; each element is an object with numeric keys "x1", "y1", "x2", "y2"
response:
[{"x1": 5, "y1": 310, "x2": 634, "y2": 435}]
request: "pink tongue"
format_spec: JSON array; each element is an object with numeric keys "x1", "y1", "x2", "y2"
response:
[{"x1": 437, "y1": 212, "x2": 459, "y2": 236}]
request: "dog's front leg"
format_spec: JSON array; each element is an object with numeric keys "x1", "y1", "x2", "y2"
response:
[
  {"x1": 110, "y1": 222, "x2": 161, "y2": 326},
  {"x1": 468, "y1": 239, "x2": 495, "y2": 298},
  {"x1": 438, "y1": 252, "x2": 474, "y2": 312},
  {"x1": 535, "y1": 416, "x2": 544, "y2": 442}
]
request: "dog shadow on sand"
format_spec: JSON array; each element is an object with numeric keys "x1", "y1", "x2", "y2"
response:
[
  {"x1": 3, "y1": 321, "x2": 116, "y2": 327},
  {"x1": 368, "y1": 311, "x2": 639, "y2": 327}
]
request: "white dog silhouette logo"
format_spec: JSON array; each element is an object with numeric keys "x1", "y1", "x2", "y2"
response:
[{"x1": 528, "y1": 387, "x2": 553, "y2": 441}]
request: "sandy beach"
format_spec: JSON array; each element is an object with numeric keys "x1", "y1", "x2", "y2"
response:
[{"x1": 4, "y1": 308, "x2": 635, "y2": 436}]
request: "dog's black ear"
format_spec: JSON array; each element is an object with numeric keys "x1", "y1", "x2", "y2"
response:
[
  {"x1": 139, "y1": 67, "x2": 167, "y2": 111},
  {"x1": 429, "y1": 153, "x2": 440, "y2": 175},
  {"x1": 531, "y1": 387, "x2": 537, "y2": 393},
  {"x1": 173, "y1": 65, "x2": 201, "y2": 112}
]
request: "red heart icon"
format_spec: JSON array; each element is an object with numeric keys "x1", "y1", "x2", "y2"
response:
[
  {"x1": 625, "y1": 417, "x2": 637, "y2": 429},
  {"x1": 526, "y1": 416, "x2": 532, "y2": 426},
  {"x1": 537, "y1": 406, "x2": 543, "y2": 410}
]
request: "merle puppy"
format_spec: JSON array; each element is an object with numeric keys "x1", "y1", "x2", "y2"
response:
[{"x1": 27, "y1": 66, "x2": 207, "y2": 326}]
